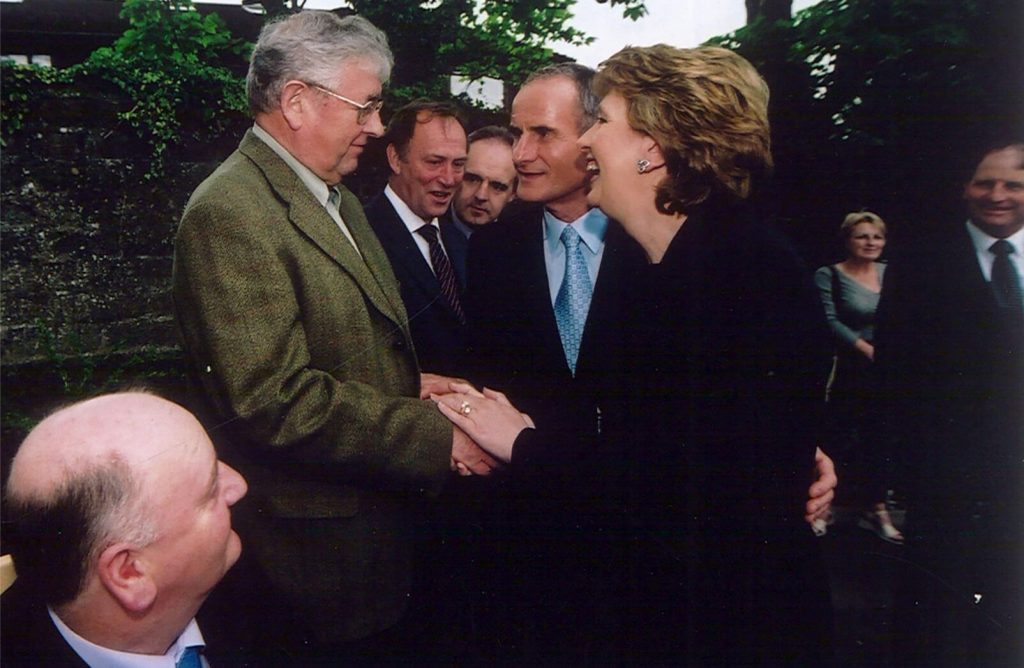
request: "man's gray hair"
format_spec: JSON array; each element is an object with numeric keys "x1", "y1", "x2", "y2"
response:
[
  {"x1": 523, "y1": 63, "x2": 599, "y2": 133},
  {"x1": 246, "y1": 12, "x2": 394, "y2": 116}
]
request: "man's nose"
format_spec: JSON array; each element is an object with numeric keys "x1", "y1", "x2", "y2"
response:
[
  {"x1": 364, "y1": 110, "x2": 385, "y2": 138},
  {"x1": 513, "y1": 135, "x2": 536, "y2": 164},
  {"x1": 221, "y1": 462, "x2": 248, "y2": 506}
]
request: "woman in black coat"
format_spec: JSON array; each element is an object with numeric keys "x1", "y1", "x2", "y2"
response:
[
  {"x1": 573, "y1": 44, "x2": 834, "y2": 665},
  {"x1": 434, "y1": 45, "x2": 835, "y2": 665}
]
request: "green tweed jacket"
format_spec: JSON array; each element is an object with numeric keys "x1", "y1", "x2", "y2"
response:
[{"x1": 173, "y1": 130, "x2": 453, "y2": 642}]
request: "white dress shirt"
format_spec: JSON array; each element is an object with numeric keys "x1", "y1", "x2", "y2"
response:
[
  {"x1": 48, "y1": 608, "x2": 209, "y2": 668},
  {"x1": 383, "y1": 184, "x2": 450, "y2": 274},
  {"x1": 965, "y1": 219, "x2": 1024, "y2": 282}
]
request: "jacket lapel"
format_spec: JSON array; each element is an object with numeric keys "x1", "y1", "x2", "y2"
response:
[
  {"x1": 440, "y1": 212, "x2": 469, "y2": 288},
  {"x1": 375, "y1": 198, "x2": 448, "y2": 304},
  {"x1": 238, "y1": 131, "x2": 408, "y2": 329}
]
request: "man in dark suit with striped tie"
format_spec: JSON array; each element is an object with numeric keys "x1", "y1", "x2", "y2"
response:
[
  {"x1": 366, "y1": 101, "x2": 471, "y2": 378},
  {"x1": 364, "y1": 101, "x2": 487, "y2": 661}
]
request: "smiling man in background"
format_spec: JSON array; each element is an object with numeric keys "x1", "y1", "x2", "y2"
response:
[
  {"x1": 877, "y1": 139, "x2": 1024, "y2": 666},
  {"x1": 366, "y1": 100, "x2": 471, "y2": 377}
]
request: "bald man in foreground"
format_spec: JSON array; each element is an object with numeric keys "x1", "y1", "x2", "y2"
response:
[{"x1": 1, "y1": 392, "x2": 248, "y2": 667}]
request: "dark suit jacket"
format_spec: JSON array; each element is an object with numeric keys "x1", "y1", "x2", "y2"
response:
[
  {"x1": 875, "y1": 221, "x2": 1023, "y2": 662},
  {"x1": 463, "y1": 203, "x2": 645, "y2": 662},
  {"x1": 173, "y1": 130, "x2": 453, "y2": 646},
  {"x1": 1, "y1": 585, "x2": 88, "y2": 668},
  {"x1": 364, "y1": 194, "x2": 469, "y2": 376},
  {"x1": 621, "y1": 203, "x2": 833, "y2": 664},
  {"x1": 465, "y1": 203, "x2": 641, "y2": 457},
  {"x1": 0, "y1": 586, "x2": 226, "y2": 667}
]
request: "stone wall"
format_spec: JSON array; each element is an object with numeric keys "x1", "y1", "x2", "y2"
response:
[{"x1": 1, "y1": 78, "x2": 250, "y2": 366}]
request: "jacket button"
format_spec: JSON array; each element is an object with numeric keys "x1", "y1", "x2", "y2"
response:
[{"x1": 392, "y1": 338, "x2": 406, "y2": 350}]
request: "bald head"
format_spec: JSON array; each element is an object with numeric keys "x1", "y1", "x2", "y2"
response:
[
  {"x1": 9, "y1": 392, "x2": 208, "y2": 505},
  {"x1": 6, "y1": 391, "x2": 245, "y2": 630}
]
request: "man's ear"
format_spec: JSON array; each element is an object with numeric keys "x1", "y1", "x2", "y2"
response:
[
  {"x1": 280, "y1": 80, "x2": 310, "y2": 131},
  {"x1": 385, "y1": 143, "x2": 403, "y2": 175},
  {"x1": 96, "y1": 543, "x2": 157, "y2": 614}
]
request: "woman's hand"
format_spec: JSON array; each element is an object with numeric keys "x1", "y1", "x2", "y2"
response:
[
  {"x1": 854, "y1": 338, "x2": 875, "y2": 361},
  {"x1": 432, "y1": 383, "x2": 533, "y2": 464}
]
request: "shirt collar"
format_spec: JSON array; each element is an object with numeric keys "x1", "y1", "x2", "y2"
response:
[
  {"x1": 252, "y1": 122, "x2": 331, "y2": 209},
  {"x1": 543, "y1": 207, "x2": 609, "y2": 255},
  {"x1": 48, "y1": 607, "x2": 205, "y2": 668},
  {"x1": 384, "y1": 183, "x2": 437, "y2": 235},
  {"x1": 966, "y1": 219, "x2": 1024, "y2": 257},
  {"x1": 449, "y1": 207, "x2": 474, "y2": 239}
]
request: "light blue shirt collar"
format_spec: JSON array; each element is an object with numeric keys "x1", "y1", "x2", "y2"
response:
[
  {"x1": 543, "y1": 207, "x2": 609, "y2": 304},
  {"x1": 449, "y1": 207, "x2": 474, "y2": 239},
  {"x1": 49, "y1": 607, "x2": 207, "y2": 668},
  {"x1": 543, "y1": 207, "x2": 609, "y2": 256}
]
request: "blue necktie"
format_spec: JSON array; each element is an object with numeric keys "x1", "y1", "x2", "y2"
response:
[
  {"x1": 554, "y1": 226, "x2": 593, "y2": 375},
  {"x1": 176, "y1": 645, "x2": 203, "y2": 668}
]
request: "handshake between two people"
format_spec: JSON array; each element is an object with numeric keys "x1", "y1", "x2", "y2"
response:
[
  {"x1": 420, "y1": 373, "x2": 536, "y2": 477},
  {"x1": 419, "y1": 374, "x2": 839, "y2": 526}
]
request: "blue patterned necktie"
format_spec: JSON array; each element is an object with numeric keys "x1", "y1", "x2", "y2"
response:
[
  {"x1": 990, "y1": 239, "x2": 1023, "y2": 319},
  {"x1": 176, "y1": 645, "x2": 203, "y2": 668},
  {"x1": 554, "y1": 225, "x2": 593, "y2": 375}
]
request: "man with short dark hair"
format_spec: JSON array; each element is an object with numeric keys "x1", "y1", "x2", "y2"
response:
[
  {"x1": 877, "y1": 140, "x2": 1024, "y2": 666},
  {"x1": 365, "y1": 100, "x2": 471, "y2": 376},
  {"x1": 1, "y1": 392, "x2": 247, "y2": 667},
  {"x1": 451, "y1": 125, "x2": 518, "y2": 237}
]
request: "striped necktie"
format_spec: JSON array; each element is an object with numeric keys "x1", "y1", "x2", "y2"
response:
[{"x1": 417, "y1": 224, "x2": 465, "y2": 324}]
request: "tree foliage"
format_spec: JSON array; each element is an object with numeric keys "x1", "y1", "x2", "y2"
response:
[
  {"x1": 76, "y1": 0, "x2": 251, "y2": 175},
  {"x1": 712, "y1": 0, "x2": 1023, "y2": 258},
  {"x1": 349, "y1": 0, "x2": 645, "y2": 103},
  {"x1": 1, "y1": 0, "x2": 250, "y2": 177}
]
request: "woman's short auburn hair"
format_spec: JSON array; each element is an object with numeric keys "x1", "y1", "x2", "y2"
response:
[
  {"x1": 840, "y1": 211, "x2": 887, "y2": 238},
  {"x1": 594, "y1": 45, "x2": 772, "y2": 215}
]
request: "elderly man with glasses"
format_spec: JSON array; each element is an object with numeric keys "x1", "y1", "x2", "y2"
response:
[{"x1": 172, "y1": 11, "x2": 495, "y2": 664}]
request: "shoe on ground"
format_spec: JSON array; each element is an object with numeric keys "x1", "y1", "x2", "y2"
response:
[{"x1": 857, "y1": 509, "x2": 904, "y2": 545}]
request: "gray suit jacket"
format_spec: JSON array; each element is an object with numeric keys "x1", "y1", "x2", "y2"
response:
[{"x1": 173, "y1": 129, "x2": 452, "y2": 642}]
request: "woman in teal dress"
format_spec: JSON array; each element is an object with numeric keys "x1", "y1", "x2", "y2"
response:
[{"x1": 815, "y1": 211, "x2": 902, "y2": 543}]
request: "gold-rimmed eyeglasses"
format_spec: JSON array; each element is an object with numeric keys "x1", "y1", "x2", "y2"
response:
[{"x1": 311, "y1": 84, "x2": 384, "y2": 124}]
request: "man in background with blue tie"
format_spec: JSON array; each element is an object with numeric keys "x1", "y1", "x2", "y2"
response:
[
  {"x1": 463, "y1": 62, "x2": 649, "y2": 664},
  {"x1": 1, "y1": 392, "x2": 248, "y2": 668}
]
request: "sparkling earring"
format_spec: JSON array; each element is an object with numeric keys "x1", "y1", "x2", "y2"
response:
[{"x1": 636, "y1": 159, "x2": 651, "y2": 174}]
